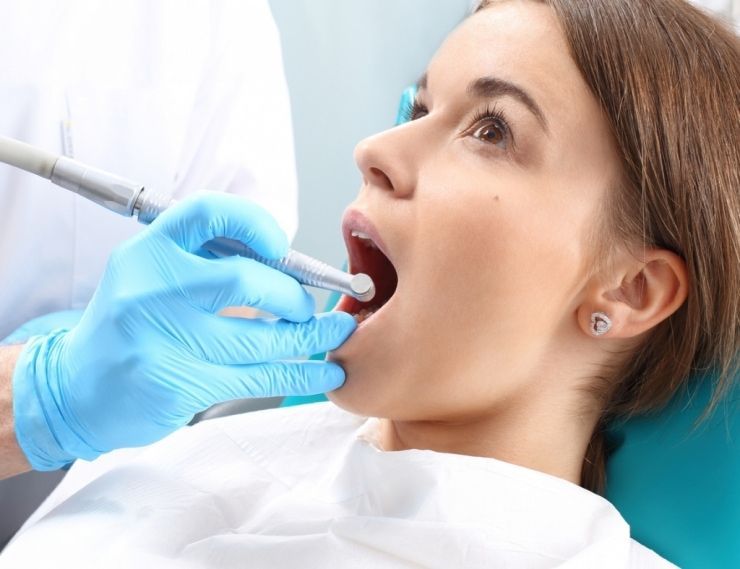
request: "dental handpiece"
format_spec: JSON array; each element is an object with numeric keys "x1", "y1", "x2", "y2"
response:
[{"x1": 0, "y1": 135, "x2": 375, "y2": 303}]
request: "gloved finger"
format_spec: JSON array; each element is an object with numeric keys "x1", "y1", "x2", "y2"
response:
[
  {"x1": 186, "y1": 255, "x2": 316, "y2": 321},
  {"x1": 193, "y1": 246, "x2": 218, "y2": 260},
  {"x1": 192, "y1": 360, "x2": 347, "y2": 406},
  {"x1": 191, "y1": 311, "x2": 356, "y2": 364},
  {"x1": 151, "y1": 191, "x2": 289, "y2": 259}
]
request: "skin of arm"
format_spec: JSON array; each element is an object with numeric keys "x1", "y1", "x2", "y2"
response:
[{"x1": 0, "y1": 344, "x2": 31, "y2": 480}]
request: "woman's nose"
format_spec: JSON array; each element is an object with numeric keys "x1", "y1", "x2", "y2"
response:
[{"x1": 353, "y1": 128, "x2": 417, "y2": 199}]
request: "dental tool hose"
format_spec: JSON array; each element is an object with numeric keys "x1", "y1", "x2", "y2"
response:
[{"x1": 0, "y1": 135, "x2": 375, "y2": 303}]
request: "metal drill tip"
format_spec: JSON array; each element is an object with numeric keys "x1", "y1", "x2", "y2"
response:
[{"x1": 350, "y1": 273, "x2": 375, "y2": 302}]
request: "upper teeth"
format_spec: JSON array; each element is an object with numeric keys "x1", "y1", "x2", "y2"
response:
[{"x1": 351, "y1": 230, "x2": 378, "y2": 248}]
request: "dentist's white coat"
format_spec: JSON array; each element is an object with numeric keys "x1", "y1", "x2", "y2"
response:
[
  {"x1": 0, "y1": 0, "x2": 298, "y2": 339},
  {"x1": 2, "y1": 403, "x2": 677, "y2": 568}
]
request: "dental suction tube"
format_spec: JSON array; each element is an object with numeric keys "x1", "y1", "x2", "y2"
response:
[{"x1": 0, "y1": 135, "x2": 375, "y2": 303}]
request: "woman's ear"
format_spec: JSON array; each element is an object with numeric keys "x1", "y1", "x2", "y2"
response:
[{"x1": 578, "y1": 249, "x2": 689, "y2": 339}]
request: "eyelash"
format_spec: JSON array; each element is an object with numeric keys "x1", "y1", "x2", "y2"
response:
[
  {"x1": 400, "y1": 98, "x2": 429, "y2": 122},
  {"x1": 400, "y1": 98, "x2": 513, "y2": 150}
]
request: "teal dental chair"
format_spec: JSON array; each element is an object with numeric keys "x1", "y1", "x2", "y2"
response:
[
  {"x1": 283, "y1": 86, "x2": 740, "y2": 568},
  {"x1": 606, "y1": 374, "x2": 739, "y2": 567}
]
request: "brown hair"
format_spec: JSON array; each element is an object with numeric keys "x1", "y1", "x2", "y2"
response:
[{"x1": 476, "y1": 0, "x2": 740, "y2": 494}]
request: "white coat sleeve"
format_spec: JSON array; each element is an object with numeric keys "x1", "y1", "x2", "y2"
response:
[{"x1": 171, "y1": 0, "x2": 299, "y2": 242}]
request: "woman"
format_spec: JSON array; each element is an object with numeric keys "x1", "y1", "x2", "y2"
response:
[{"x1": 2, "y1": 0, "x2": 737, "y2": 567}]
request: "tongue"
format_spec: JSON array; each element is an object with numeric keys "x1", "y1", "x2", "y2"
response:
[{"x1": 362, "y1": 250, "x2": 397, "y2": 309}]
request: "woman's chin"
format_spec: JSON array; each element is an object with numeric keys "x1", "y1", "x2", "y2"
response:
[
  {"x1": 325, "y1": 355, "x2": 374, "y2": 416},
  {"x1": 325, "y1": 381, "x2": 364, "y2": 415},
  {"x1": 325, "y1": 355, "x2": 355, "y2": 403},
  {"x1": 325, "y1": 328, "x2": 406, "y2": 418}
]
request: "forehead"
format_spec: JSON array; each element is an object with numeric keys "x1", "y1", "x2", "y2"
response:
[
  {"x1": 425, "y1": 1, "x2": 620, "y2": 182},
  {"x1": 426, "y1": 2, "x2": 593, "y2": 133}
]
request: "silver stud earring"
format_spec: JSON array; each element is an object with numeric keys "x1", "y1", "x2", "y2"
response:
[{"x1": 590, "y1": 312, "x2": 612, "y2": 336}]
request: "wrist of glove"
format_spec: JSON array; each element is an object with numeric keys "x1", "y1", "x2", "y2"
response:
[
  {"x1": 13, "y1": 330, "x2": 88, "y2": 470},
  {"x1": 1, "y1": 309, "x2": 85, "y2": 347}
]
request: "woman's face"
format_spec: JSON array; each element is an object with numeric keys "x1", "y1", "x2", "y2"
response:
[{"x1": 329, "y1": 1, "x2": 621, "y2": 420}]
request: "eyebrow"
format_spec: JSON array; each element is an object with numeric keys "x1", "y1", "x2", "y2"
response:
[{"x1": 416, "y1": 73, "x2": 549, "y2": 134}]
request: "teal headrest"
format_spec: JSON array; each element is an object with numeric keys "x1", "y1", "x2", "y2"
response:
[
  {"x1": 606, "y1": 374, "x2": 739, "y2": 568},
  {"x1": 394, "y1": 86, "x2": 418, "y2": 125}
]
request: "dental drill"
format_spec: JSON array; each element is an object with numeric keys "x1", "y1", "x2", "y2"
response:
[{"x1": 0, "y1": 135, "x2": 375, "y2": 303}]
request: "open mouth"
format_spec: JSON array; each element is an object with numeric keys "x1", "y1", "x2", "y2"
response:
[{"x1": 336, "y1": 212, "x2": 398, "y2": 325}]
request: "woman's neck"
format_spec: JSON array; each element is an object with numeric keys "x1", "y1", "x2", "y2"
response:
[{"x1": 377, "y1": 389, "x2": 600, "y2": 487}]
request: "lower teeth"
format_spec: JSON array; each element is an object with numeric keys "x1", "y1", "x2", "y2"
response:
[{"x1": 354, "y1": 308, "x2": 377, "y2": 323}]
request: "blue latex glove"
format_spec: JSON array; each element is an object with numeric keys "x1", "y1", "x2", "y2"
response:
[
  {"x1": 1, "y1": 310, "x2": 84, "y2": 346},
  {"x1": 12, "y1": 192, "x2": 356, "y2": 471}
]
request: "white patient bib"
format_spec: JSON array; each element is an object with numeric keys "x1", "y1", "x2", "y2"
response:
[{"x1": 2, "y1": 403, "x2": 675, "y2": 568}]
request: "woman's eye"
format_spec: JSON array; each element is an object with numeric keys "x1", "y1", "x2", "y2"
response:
[
  {"x1": 411, "y1": 106, "x2": 429, "y2": 120},
  {"x1": 402, "y1": 100, "x2": 428, "y2": 122},
  {"x1": 472, "y1": 120, "x2": 507, "y2": 146}
]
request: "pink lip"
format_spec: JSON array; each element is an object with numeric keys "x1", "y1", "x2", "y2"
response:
[{"x1": 341, "y1": 208, "x2": 393, "y2": 265}]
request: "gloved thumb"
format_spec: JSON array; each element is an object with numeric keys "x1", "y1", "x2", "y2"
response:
[{"x1": 151, "y1": 192, "x2": 289, "y2": 259}]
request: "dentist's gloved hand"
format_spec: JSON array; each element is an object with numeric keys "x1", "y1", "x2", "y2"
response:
[{"x1": 13, "y1": 192, "x2": 356, "y2": 471}]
